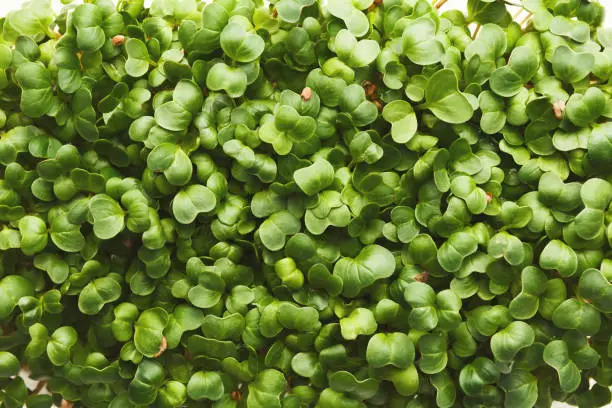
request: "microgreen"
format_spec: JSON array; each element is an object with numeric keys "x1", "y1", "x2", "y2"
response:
[{"x1": 0, "y1": 0, "x2": 610, "y2": 407}]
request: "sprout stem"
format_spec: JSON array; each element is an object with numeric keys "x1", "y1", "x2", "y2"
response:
[
  {"x1": 45, "y1": 27, "x2": 61, "y2": 39},
  {"x1": 434, "y1": 0, "x2": 448, "y2": 9},
  {"x1": 472, "y1": 24, "x2": 481, "y2": 39},
  {"x1": 30, "y1": 380, "x2": 48, "y2": 395},
  {"x1": 520, "y1": 12, "x2": 533, "y2": 28},
  {"x1": 512, "y1": 7, "x2": 524, "y2": 20}
]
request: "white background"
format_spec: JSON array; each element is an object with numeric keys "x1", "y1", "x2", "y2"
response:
[
  {"x1": 3, "y1": 0, "x2": 610, "y2": 25},
  {"x1": 1, "y1": 0, "x2": 610, "y2": 407},
  {"x1": 0, "y1": 0, "x2": 611, "y2": 25}
]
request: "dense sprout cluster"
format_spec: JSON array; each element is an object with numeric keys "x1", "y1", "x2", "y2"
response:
[{"x1": 0, "y1": 0, "x2": 611, "y2": 406}]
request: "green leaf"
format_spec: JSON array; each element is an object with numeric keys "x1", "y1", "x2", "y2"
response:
[
  {"x1": 539, "y1": 239, "x2": 578, "y2": 277},
  {"x1": 3, "y1": 0, "x2": 54, "y2": 42},
  {"x1": 437, "y1": 231, "x2": 478, "y2": 273},
  {"x1": 333, "y1": 244, "x2": 396, "y2": 297},
  {"x1": 0, "y1": 275, "x2": 34, "y2": 319},
  {"x1": 33, "y1": 253, "x2": 69, "y2": 284},
  {"x1": 552, "y1": 46, "x2": 594, "y2": 84},
  {"x1": 18, "y1": 215, "x2": 48, "y2": 255},
  {"x1": 418, "y1": 332, "x2": 448, "y2": 374},
  {"x1": 327, "y1": 0, "x2": 372, "y2": 38},
  {"x1": 78, "y1": 277, "x2": 122, "y2": 315},
  {"x1": 577, "y1": 268, "x2": 612, "y2": 313},
  {"x1": 401, "y1": 16, "x2": 444, "y2": 66},
  {"x1": 543, "y1": 340, "x2": 581, "y2": 392},
  {"x1": 291, "y1": 352, "x2": 318, "y2": 378},
  {"x1": 293, "y1": 159, "x2": 334, "y2": 196},
  {"x1": 459, "y1": 357, "x2": 500, "y2": 396},
  {"x1": 467, "y1": 0, "x2": 508, "y2": 24},
  {"x1": 490, "y1": 46, "x2": 539, "y2": 97},
  {"x1": 499, "y1": 371, "x2": 539, "y2": 408},
  {"x1": 334, "y1": 29, "x2": 380, "y2": 68},
  {"x1": 367, "y1": 332, "x2": 415, "y2": 369},
  {"x1": 89, "y1": 194, "x2": 125, "y2": 240},
  {"x1": 172, "y1": 185, "x2": 217, "y2": 224},
  {"x1": 274, "y1": 258, "x2": 304, "y2": 289},
  {"x1": 276, "y1": 0, "x2": 315, "y2": 23},
  {"x1": 479, "y1": 91, "x2": 506, "y2": 134},
  {"x1": 125, "y1": 38, "x2": 150, "y2": 77},
  {"x1": 220, "y1": 16, "x2": 265, "y2": 63},
  {"x1": 49, "y1": 211, "x2": 86, "y2": 253},
  {"x1": 187, "y1": 371, "x2": 224, "y2": 401},
  {"x1": 549, "y1": 16, "x2": 590, "y2": 43},
  {"x1": 47, "y1": 326, "x2": 78, "y2": 366},
  {"x1": 128, "y1": 360, "x2": 165, "y2": 405},
  {"x1": 155, "y1": 101, "x2": 192, "y2": 132},
  {"x1": 588, "y1": 123, "x2": 612, "y2": 170},
  {"x1": 206, "y1": 62, "x2": 248, "y2": 98},
  {"x1": 552, "y1": 298, "x2": 601, "y2": 335},
  {"x1": 15, "y1": 62, "x2": 53, "y2": 118},
  {"x1": 147, "y1": 143, "x2": 193, "y2": 186},
  {"x1": 382, "y1": 100, "x2": 417, "y2": 143},
  {"x1": 349, "y1": 131, "x2": 383, "y2": 164},
  {"x1": 258, "y1": 211, "x2": 301, "y2": 251},
  {"x1": 339, "y1": 84, "x2": 378, "y2": 126},
  {"x1": 465, "y1": 24, "x2": 507, "y2": 61},
  {"x1": 134, "y1": 308, "x2": 169, "y2": 358},
  {"x1": 0, "y1": 352, "x2": 20, "y2": 378},
  {"x1": 487, "y1": 232, "x2": 525, "y2": 266},
  {"x1": 150, "y1": 0, "x2": 197, "y2": 19},
  {"x1": 431, "y1": 371, "x2": 457, "y2": 408},
  {"x1": 72, "y1": 4, "x2": 106, "y2": 52},
  {"x1": 423, "y1": 69, "x2": 475, "y2": 124},
  {"x1": 490, "y1": 321, "x2": 535, "y2": 362},
  {"x1": 340, "y1": 307, "x2": 377, "y2": 340},
  {"x1": 201, "y1": 313, "x2": 245, "y2": 341},
  {"x1": 247, "y1": 369, "x2": 287, "y2": 408},
  {"x1": 328, "y1": 370, "x2": 380, "y2": 400},
  {"x1": 509, "y1": 266, "x2": 547, "y2": 320},
  {"x1": 566, "y1": 87, "x2": 606, "y2": 127}
]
